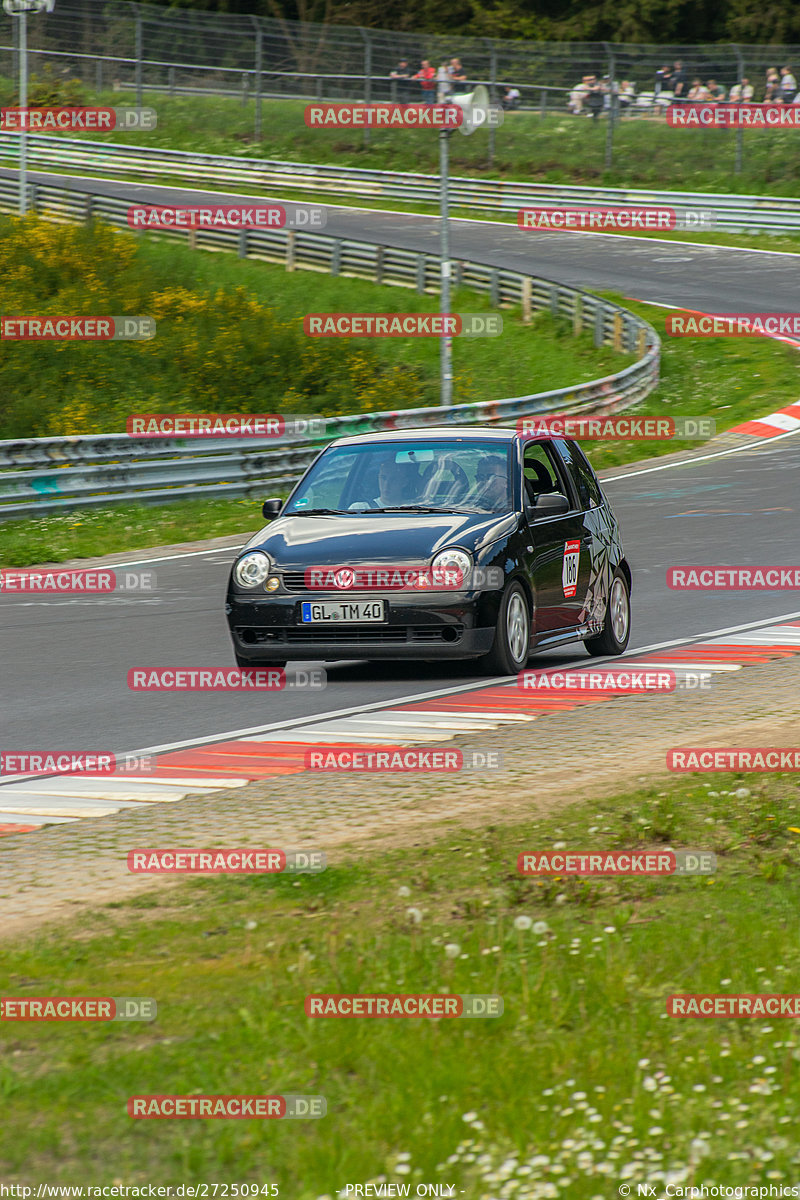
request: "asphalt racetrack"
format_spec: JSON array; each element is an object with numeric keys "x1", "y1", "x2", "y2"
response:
[{"x1": 1, "y1": 170, "x2": 799, "y2": 753}]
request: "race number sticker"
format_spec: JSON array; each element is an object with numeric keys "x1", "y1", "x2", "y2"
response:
[{"x1": 562, "y1": 540, "x2": 581, "y2": 598}]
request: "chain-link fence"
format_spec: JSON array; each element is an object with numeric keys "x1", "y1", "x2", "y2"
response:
[{"x1": 1, "y1": 1, "x2": 799, "y2": 167}]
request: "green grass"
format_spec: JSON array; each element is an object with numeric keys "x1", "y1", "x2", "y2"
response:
[{"x1": 2, "y1": 771, "x2": 800, "y2": 1189}]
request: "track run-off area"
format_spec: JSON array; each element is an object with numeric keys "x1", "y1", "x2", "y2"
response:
[{"x1": 2, "y1": 171, "x2": 800, "y2": 835}]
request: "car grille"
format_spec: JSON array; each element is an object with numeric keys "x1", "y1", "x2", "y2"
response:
[
  {"x1": 238, "y1": 625, "x2": 464, "y2": 646},
  {"x1": 281, "y1": 570, "x2": 403, "y2": 593}
]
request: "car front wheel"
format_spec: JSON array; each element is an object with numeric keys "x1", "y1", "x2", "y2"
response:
[
  {"x1": 480, "y1": 581, "x2": 530, "y2": 675},
  {"x1": 585, "y1": 569, "x2": 630, "y2": 656}
]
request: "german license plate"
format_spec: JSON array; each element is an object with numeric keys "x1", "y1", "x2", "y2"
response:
[{"x1": 300, "y1": 600, "x2": 386, "y2": 624}]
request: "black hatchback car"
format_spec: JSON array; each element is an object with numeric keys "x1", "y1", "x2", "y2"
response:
[{"x1": 226, "y1": 427, "x2": 631, "y2": 674}]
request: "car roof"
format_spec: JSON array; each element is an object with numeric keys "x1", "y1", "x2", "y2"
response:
[{"x1": 327, "y1": 425, "x2": 529, "y2": 449}]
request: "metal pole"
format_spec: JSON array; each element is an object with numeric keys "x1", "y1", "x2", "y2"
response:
[
  {"x1": 252, "y1": 17, "x2": 263, "y2": 141},
  {"x1": 603, "y1": 42, "x2": 615, "y2": 170},
  {"x1": 485, "y1": 39, "x2": 497, "y2": 167},
  {"x1": 359, "y1": 28, "x2": 372, "y2": 149},
  {"x1": 439, "y1": 128, "x2": 452, "y2": 408},
  {"x1": 135, "y1": 9, "x2": 143, "y2": 110},
  {"x1": 732, "y1": 44, "x2": 745, "y2": 175},
  {"x1": 19, "y1": 8, "x2": 27, "y2": 215}
]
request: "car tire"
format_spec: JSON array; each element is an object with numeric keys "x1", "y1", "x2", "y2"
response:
[
  {"x1": 235, "y1": 652, "x2": 287, "y2": 670},
  {"x1": 585, "y1": 569, "x2": 630, "y2": 656},
  {"x1": 480, "y1": 581, "x2": 530, "y2": 675}
]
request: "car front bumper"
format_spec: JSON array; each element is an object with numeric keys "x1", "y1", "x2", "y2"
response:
[{"x1": 226, "y1": 591, "x2": 498, "y2": 661}]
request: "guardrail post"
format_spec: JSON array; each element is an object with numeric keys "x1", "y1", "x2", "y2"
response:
[
  {"x1": 416, "y1": 253, "x2": 426, "y2": 293},
  {"x1": 168, "y1": 67, "x2": 175, "y2": 98},
  {"x1": 238, "y1": 230, "x2": 248, "y2": 258},
  {"x1": 453, "y1": 260, "x2": 463, "y2": 288},
  {"x1": 188, "y1": 228, "x2": 197, "y2": 251},
  {"x1": 573, "y1": 294, "x2": 582, "y2": 335},
  {"x1": 521, "y1": 277, "x2": 532, "y2": 323},
  {"x1": 612, "y1": 311, "x2": 623, "y2": 350},
  {"x1": 489, "y1": 269, "x2": 500, "y2": 307},
  {"x1": 594, "y1": 305, "x2": 605, "y2": 347},
  {"x1": 637, "y1": 327, "x2": 647, "y2": 356},
  {"x1": 375, "y1": 245, "x2": 384, "y2": 284},
  {"x1": 135, "y1": 7, "x2": 143, "y2": 110},
  {"x1": 540, "y1": 88, "x2": 547, "y2": 117},
  {"x1": 29, "y1": 183, "x2": 38, "y2": 213},
  {"x1": 331, "y1": 239, "x2": 342, "y2": 276},
  {"x1": 286, "y1": 230, "x2": 296, "y2": 271},
  {"x1": 84, "y1": 194, "x2": 93, "y2": 223},
  {"x1": 549, "y1": 284, "x2": 559, "y2": 316}
]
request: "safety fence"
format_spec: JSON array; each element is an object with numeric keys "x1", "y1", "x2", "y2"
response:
[
  {"x1": 0, "y1": 176, "x2": 660, "y2": 519},
  {"x1": 0, "y1": 134, "x2": 795, "y2": 234}
]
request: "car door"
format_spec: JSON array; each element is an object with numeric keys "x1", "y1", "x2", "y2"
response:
[
  {"x1": 520, "y1": 439, "x2": 591, "y2": 635},
  {"x1": 551, "y1": 438, "x2": 609, "y2": 631}
]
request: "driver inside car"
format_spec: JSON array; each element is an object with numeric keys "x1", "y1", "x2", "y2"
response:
[
  {"x1": 468, "y1": 455, "x2": 509, "y2": 511},
  {"x1": 348, "y1": 459, "x2": 422, "y2": 509}
]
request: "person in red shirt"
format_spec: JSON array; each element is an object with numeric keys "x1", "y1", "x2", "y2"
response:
[{"x1": 413, "y1": 59, "x2": 437, "y2": 104}]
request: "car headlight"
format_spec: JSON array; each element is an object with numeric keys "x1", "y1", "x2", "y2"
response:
[
  {"x1": 431, "y1": 548, "x2": 472, "y2": 587},
  {"x1": 234, "y1": 551, "x2": 272, "y2": 588}
]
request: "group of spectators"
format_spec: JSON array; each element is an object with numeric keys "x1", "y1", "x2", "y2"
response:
[
  {"x1": 388, "y1": 58, "x2": 523, "y2": 111},
  {"x1": 389, "y1": 57, "x2": 469, "y2": 104},
  {"x1": 568, "y1": 75, "x2": 635, "y2": 116},
  {"x1": 653, "y1": 60, "x2": 795, "y2": 105},
  {"x1": 567, "y1": 60, "x2": 799, "y2": 115}
]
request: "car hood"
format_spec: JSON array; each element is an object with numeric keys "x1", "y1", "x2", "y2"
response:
[{"x1": 242, "y1": 512, "x2": 517, "y2": 567}]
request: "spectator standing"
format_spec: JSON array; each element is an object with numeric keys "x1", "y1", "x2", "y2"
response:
[
  {"x1": 413, "y1": 59, "x2": 437, "y2": 104},
  {"x1": 707, "y1": 79, "x2": 726, "y2": 100},
  {"x1": 671, "y1": 59, "x2": 688, "y2": 99},
  {"x1": 618, "y1": 80, "x2": 635, "y2": 108},
  {"x1": 780, "y1": 65, "x2": 797, "y2": 103},
  {"x1": 390, "y1": 58, "x2": 412, "y2": 104},
  {"x1": 501, "y1": 84, "x2": 521, "y2": 110},
  {"x1": 437, "y1": 60, "x2": 452, "y2": 101},
  {"x1": 448, "y1": 57, "x2": 468, "y2": 94}
]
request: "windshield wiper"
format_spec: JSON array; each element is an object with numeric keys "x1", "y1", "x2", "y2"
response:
[
  {"x1": 288, "y1": 507, "x2": 349, "y2": 516},
  {"x1": 369, "y1": 504, "x2": 464, "y2": 514}
]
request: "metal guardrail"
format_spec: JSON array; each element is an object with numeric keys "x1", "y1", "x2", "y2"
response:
[
  {"x1": 0, "y1": 176, "x2": 660, "y2": 519},
  {"x1": 0, "y1": 133, "x2": 795, "y2": 233}
]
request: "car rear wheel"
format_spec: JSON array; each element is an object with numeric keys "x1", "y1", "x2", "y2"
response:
[
  {"x1": 235, "y1": 652, "x2": 287, "y2": 670},
  {"x1": 480, "y1": 581, "x2": 530, "y2": 675},
  {"x1": 585, "y1": 569, "x2": 630, "y2": 656}
]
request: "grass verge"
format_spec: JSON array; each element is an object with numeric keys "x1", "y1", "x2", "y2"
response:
[
  {"x1": 3, "y1": 287, "x2": 799, "y2": 566},
  {"x1": 1, "y1": 770, "x2": 799, "y2": 1189}
]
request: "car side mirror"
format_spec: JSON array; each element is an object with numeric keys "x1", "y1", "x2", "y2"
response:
[
  {"x1": 261, "y1": 497, "x2": 282, "y2": 519},
  {"x1": 531, "y1": 492, "x2": 570, "y2": 518}
]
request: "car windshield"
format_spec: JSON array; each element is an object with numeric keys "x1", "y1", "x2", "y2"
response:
[{"x1": 284, "y1": 440, "x2": 513, "y2": 516}]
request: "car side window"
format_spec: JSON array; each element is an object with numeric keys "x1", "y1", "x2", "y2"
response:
[
  {"x1": 556, "y1": 440, "x2": 603, "y2": 510},
  {"x1": 522, "y1": 442, "x2": 573, "y2": 508}
]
